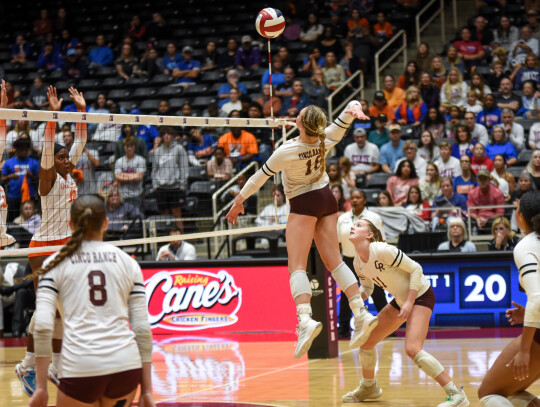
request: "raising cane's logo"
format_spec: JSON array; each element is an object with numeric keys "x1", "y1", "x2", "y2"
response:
[{"x1": 145, "y1": 270, "x2": 242, "y2": 331}]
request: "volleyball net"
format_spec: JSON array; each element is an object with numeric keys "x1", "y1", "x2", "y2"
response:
[{"x1": 0, "y1": 108, "x2": 294, "y2": 259}]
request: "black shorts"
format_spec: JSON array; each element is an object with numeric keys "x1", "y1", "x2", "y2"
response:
[
  {"x1": 390, "y1": 286, "x2": 436, "y2": 312},
  {"x1": 289, "y1": 185, "x2": 338, "y2": 219},
  {"x1": 58, "y1": 368, "x2": 142, "y2": 404},
  {"x1": 535, "y1": 328, "x2": 540, "y2": 345},
  {"x1": 156, "y1": 187, "x2": 185, "y2": 211}
]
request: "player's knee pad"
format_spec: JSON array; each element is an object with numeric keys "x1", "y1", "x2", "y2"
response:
[
  {"x1": 290, "y1": 270, "x2": 311, "y2": 299},
  {"x1": 360, "y1": 348, "x2": 377, "y2": 370},
  {"x1": 331, "y1": 262, "x2": 358, "y2": 292},
  {"x1": 479, "y1": 395, "x2": 514, "y2": 406},
  {"x1": 412, "y1": 350, "x2": 444, "y2": 379},
  {"x1": 508, "y1": 391, "x2": 538, "y2": 407},
  {"x1": 52, "y1": 317, "x2": 63, "y2": 340},
  {"x1": 29, "y1": 313, "x2": 35, "y2": 335}
]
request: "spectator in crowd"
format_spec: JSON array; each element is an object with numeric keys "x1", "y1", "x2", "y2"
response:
[
  {"x1": 493, "y1": 46, "x2": 512, "y2": 72},
  {"x1": 322, "y1": 52, "x2": 346, "y2": 90},
  {"x1": 62, "y1": 126, "x2": 100, "y2": 196},
  {"x1": 421, "y1": 108, "x2": 446, "y2": 140},
  {"x1": 275, "y1": 67, "x2": 296, "y2": 98},
  {"x1": 328, "y1": 12, "x2": 347, "y2": 40},
  {"x1": 256, "y1": 83, "x2": 282, "y2": 117},
  {"x1": 440, "y1": 68, "x2": 468, "y2": 113},
  {"x1": 4, "y1": 81, "x2": 23, "y2": 109},
  {"x1": 11, "y1": 35, "x2": 30, "y2": 65},
  {"x1": 491, "y1": 154, "x2": 515, "y2": 201},
  {"x1": 262, "y1": 56, "x2": 285, "y2": 86},
  {"x1": 218, "y1": 124, "x2": 258, "y2": 169},
  {"x1": 511, "y1": 171, "x2": 536, "y2": 203},
  {"x1": 13, "y1": 200, "x2": 41, "y2": 234},
  {"x1": 453, "y1": 27, "x2": 485, "y2": 75},
  {"x1": 485, "y1": 124, "x2": 517, "y2": 165},
  {"x1": 501, "y1": 108, "x2": 525, "y2": 152},
  {"x1": 156, "y1": 227, "x2": 197, "y2": 261},
  {"x1": 432, "y1": 177, "x2": 467, "y2": 225},
  {"x1": 529, "y1": 107, "x2": 540, "y2": 148},
  {"x1": 380, "y1": 124, "x2": 405, "y2": 173},
  {"x1": 469, "y1": 73, "x2": 491, "y2": 101},
  {"x1": 369, "y1": 91, "x2": 395, "y2": 122},
  {"x1": 470, "y1": 15, "x2": 494, "y2": 50},
  {"x1": 510, "y1": 25, "x2": 539, "y2": 65},
  {"x1": 33, "y1": 9, "x2": 52, "y2": 39},
  {"x1": 58, "y1": 29, "x2": 79, "y2": 55},
  {"x1": 419, "y1": 72, "x2": 440, "y2": 109},
  {"x1": 1, "y1": 137, "x2": 39, "y2": 222},
  {"x1": 127, "y1": 15, "x2": 146, "y2": 40},
  {"x1": 327, "y1": 162, "x2": 350, "y2": 198},
  {"x1": 339, "y1": 156, "x2": 357, "y2": 190},
  {"x1": 113, "y1": 124, "x2": 148, "y2": 160},
  {"x1": 398, "y1": 61, "x2": 421, "y2": 90},
  {"x1": 477, "y1": 93, "x2": 502, "y2": 129},
  {"x1": 396, "y1": 140, "x2": 427, "y2": 180},
  {"x1": 464, "y1": 111, "x2": 489, "y2": 145},
  {"x1": 332, "y1": 184, "x2": 351, "y2": 213},
  {"x1": 346, "y1": 8, "x2": 369, "y2": 40},
  {"x1": 88, "y1": 34, "x2": 114, "y2": 68},
  {"x1": 255, "y1": 185, "x2": 288, "y2": 226},
  {"x1": 207, "y1": 146, "x2": 233, "y2": 182},
  {"x1": 344, "y1": 128, "x2": 380, "y2": 177},
  {"x1": 339, "y1": 41, "x2": 361, "y2": 76},
  {"x1": 277, "y1": 46, "x2": 295, "y2": 69},
  {"x1": 429, "y1": 56, "x2": 447, "y2": 87},
  {"x1": 283, "y1": 15, "x2": 302, "y2": 41},
  {"x1": 520, "y1": 80, "x2": 538, "y2": 118},
  {"x1": 187, "y1": 127, "x2": 215, "y2": 163},
  {"x1": 488, "y1": 216, "x2": 520, "y2": 251},
  {"x1": 53, "y1": 7, "x2": 71, "y2": 35},
  {"x1": 467, "y1": 168, "x2": 505, "y2": 233},
  {"x1": 218, "y1": 38, "x2": 238, "y2": 71},
  {"x1": 445, "y1": 105, "x2": 464, "y2": 138},
  {"x1": 377, "y1": 190, "x2": 394, "y2": 207},
  {"x1": 62, "y1": 47, "x2": 88, "y2": 82},
  {"x1": 279, "y1": 80, "x2": 312, "y2": 116},
  {"x1": 104, "y1": 188, "x2": 142, "y2": 238},
  {"x1": 382, "y1": 75, "x2": 406, "y2": 110},
  {"x1": 235, "y1": 35, "x2": 261, "y2": 70},
  {"x1": 220, "y1": 88, "x2": 243, "y2": 117},
  {"x1": 527, "y1": 150, "x2": 540, "y2": 189},
  {"x1": 114, "y1": 136, "x2": 146, "y2": 209},
  {"x1": 162, "y1": 42, "x2": 183, "y2": 75},
  {"x1": 435, "y1": 141, "x2": 461, "y2": 178},
  {"x1": 152, "y1": 127, "x2": 188, "y2": 230},
  {"x1": 37, "y1": 42, "x2": 62, "y2": 72},
  {"x1": 139, "y1": 45, "x2": 161, "y2": 78},
  {"x1": 300, "y1": 13, "x2": 324, "y2": 43},
  {"x1": 173, "y1": 46, "x2": 201, "y2": 87},
  {"x1": 218, "y1": 69, "x2": 247, "y2": 108},
  {"x1": 493, "y1": 16, "x2": 519, "y2": 50},
  {"x1": 437, "y1": 216, "x2": 476, "y2": 252},
  {"x1": 220, "y1": 172, "x2": 258, "y2": 214},
  {"x1": 25, "y1": 77, "x2": 48, "y2": 110},
  {"x1": 386, "y1": 159, "x2": 419, "y2": 206},
  {"x1": 419, "y1": 162, "x2": 441, "y2": 204},
  {"x1": 403, "y1": 185, "x2": 431, "y2": 221},
  {"x1": 5, "y1": 121, "x2": 34, "y2": 153},
  {"x1": 395, "y1": 85, "x2": 428, "y2": 126},
  {"x1": 442, "y1": 45, "x2": 465, "y2": 76},
  {"x1": 146, "y1": 12, "x2": 169, "y2": 41},
  {"x1": 495, "y1": 77, "x2": 522, "y2": 113},
  {"x1": 453, "y1": 155, "x2": 477, "y2": 199},
  {"x1": 465, "y1": 91, "x2": 483, "y2": 114},
  {"x1": 373, "y1": 11, "x2": 393, "y2": 41},
  {"x1": 471, "y1": 142, "x2": 494, "y2": 174},
  {"x1": 510, "y1": 53, "x2": 540, "y2": 89},
  {"x1": 418, "y1": 130, "x2": 441, "y2": 162},
  {"x1": 304, "y1": 68, "x2": 329, "y2": 108},
  {"x1": 115, "y1": 43, "x2": 139, "y2": 80},
  {"x1": 451, "y1": 125, "x2": 474, "y2": 159},
  {"x1": 302, "y1": 46, "x2": 325, "y2": 73},
  {"x1": 413, "y1": 42, "x2": 434, "y2": 73},
  {"x1": 318, "y1": 26, "x2": 342, "y2": 59},
  {"x1": 368, "y1": 114, "x2": 390, "y2": 149},
  {"x1": 488, "y1": 61, "x2": 510, "y2": 96},
  {"x1": 201, "y1": 41, "x2": 218, "y2": 71},
  {"x1": 0, "y1": 263, "x2": 35, "y2": 337}
]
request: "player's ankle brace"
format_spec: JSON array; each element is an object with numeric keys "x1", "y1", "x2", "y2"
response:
[
  {"x1": 360, "y1": 348, "x2": 377, "y2": 371},
  {"x1": 412, "y1": 350, "x2": 444, "y2": 379}
]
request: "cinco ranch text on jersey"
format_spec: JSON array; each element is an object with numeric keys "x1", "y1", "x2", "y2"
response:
[
  {"x1": 298, "y1": 148, "x2": 320, "y2": 160},
  {"x1": 69, "y1": 251, "x2": 118, "y2": 264}
]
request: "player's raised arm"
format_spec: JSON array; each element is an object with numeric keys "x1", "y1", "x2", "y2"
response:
[
  {"x1": 0, "y1": 80, "x2": 8, "y2": 157},
  {"x1": 39, "y1": 86, "x2": 62, "y2": 196},
  {"x1": 68, "y1": 87, "x2": 87, "y2": 165},
  {"x1": 326, "y1": 100, "x2": 369, "y2": 143}
]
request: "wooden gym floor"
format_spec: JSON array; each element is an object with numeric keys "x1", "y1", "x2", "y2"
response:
[{"x1": 1, "y1": 333, "x2": 539, "y2": 407}]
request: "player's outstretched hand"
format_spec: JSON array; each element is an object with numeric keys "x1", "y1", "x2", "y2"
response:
[
  {"x1": 225, "y1": 200, "x2": 245, "y2": 225},
  {"x1": 69, "y1": 87, "x2": 86, "y2": 111},
  {"x1": 0, "y1": 80, "x2": 7, "y2": 109},
  {"x1": 28, "y1": 388, "x2": 48, "y2": 407},
  {"x1": 47, "y1": 86, "x2": 63, "y2": 111},
  {"x1": 138, "y1": 391, "x2": 156, "y2": 407},
  {"x1": 505, "y1": 301, "x2": 525, "y2": 325},
  {"x1": 345, "y1": 103, "x2": 369, "y2": 121}
]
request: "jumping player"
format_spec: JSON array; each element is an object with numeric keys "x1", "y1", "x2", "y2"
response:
[
  {"x1": 226, "y1": 102, "x2": 379, "y2": 358},
  {"x1": 478, "y1": 190, "x2": 540, "y2": 407},
  {"x1": 28, "y1": 195, "x2": 155, "y2": 407},
  {"x1": 342, "y1": 219, "x2": 469, "y2": 407},
  {"x1": 16, "y1": 86, "x2": 87, "y2": 396}
]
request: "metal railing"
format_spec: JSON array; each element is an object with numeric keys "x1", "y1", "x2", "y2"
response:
[
  {"x1": 375, "y1": 30, "x2": 408, "y2": 91},
  {"x1": 327, "y1": 70, "x2": 365, "y2": 122},
  {"x1": 415, "y1": 0, "x2": 458, "y2": 47},
  {"x1": 466, "y1": 204, "x2": 516, "y2": 241}
]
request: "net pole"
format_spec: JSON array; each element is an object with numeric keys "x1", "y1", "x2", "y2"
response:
[{"x1": 267, "y1": 38, "x2": 279, "y2": 222}]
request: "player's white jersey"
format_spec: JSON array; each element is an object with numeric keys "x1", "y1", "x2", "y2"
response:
[
  {"x1": 32, "y1": 173, "x2": 77, "y2": 242},
  {"x1": 0, "y1": 186, "x2": 14, "y2": 247},
  {"x1": 37, "y1": 241, "x2": 147, "y2": 378},
  {"x1": 353, "y1": 242, "x2": 430, "y2": 307},
  {"x1": 513, "y1": 233, "x2": 540, "y2": 329}
]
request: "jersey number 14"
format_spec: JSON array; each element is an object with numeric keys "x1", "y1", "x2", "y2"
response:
[{"x1": 305, "y1": 156, "x2": 321, "y2": 176}]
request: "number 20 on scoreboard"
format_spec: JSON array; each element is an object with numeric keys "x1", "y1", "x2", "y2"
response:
[{"x1": 459, "y1": 267, "x2": 511, "y2": 309}]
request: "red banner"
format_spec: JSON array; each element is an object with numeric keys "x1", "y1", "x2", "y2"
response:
[{"x1": 142, "y1": 266, "x2": 297, "y2": 335}]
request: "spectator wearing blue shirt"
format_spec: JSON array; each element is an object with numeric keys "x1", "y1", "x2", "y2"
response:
[
  {"x1": 485, "y1": 124, "x2": 518, "y2": 165},
  {"x1": 188, "y1": 128, "x2": 216, "y2": 163},
  {"x1": 476, "y1": 93, "x2": 502, "y2": 129},
  {"x1": 302, "y1": 47, "x2": 325, "y2": 73},
  {"x1": 11, "y1": 35, "x2": 31, "y2": 65},
  {"x1": 62, "y1": 48, "x2": 88, "y2": 82},
  {"x1": 235, "y1": 35, "x2": 261, "y2": 70},
  {"x1": 261, "y1": 57, "x2": 285, "y2": 87},
  {"x1": 88, "y1": 35, "x2": 114, "y2": 67},
  {"x1": 218, "y1": 69, "x2": 248, "y2": 108},
  {"x1": 452, "y1": 155, "x2": 477, "y2": 199},
  {"x1": 37, "y1": 43, "x2": 62, "y2": 72},
  {"x1": 162, "y1": 42, "x2": 184, "y2": 75},
  {"x1": 1, "y1": 137, "x2": 40, "y2": 222},
  {"x1": 173, "y1": 46, "x2": 201, "y2": 86},
  {"x1": 279, "y1": 80, "x2": 312, "y2": 116},
  {"x1": 380, "y1": 124, "x2": 405, "y2": 173},
  {"x1": 512, "y1": 53, "x2": 540, "y2": 89},
  {"x1": 431, "y1": 177, "x2": 468, "y2": 230}
]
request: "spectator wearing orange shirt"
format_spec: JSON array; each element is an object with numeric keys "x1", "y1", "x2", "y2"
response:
[
  {"x1": 373, "y1": 12, "x2": 393, "y2": 42},
  {"x1": 347, "y1": 9, "x2": 369, "y2": 40},
  {"x1": 382, "y1": 75, "x2": 406, "y2": 110},
  {"x1": 218, "y1": 126, "x2": 259, "y2": 169},
  {"x1": 369, "y1": 91, "x2": 395, "y2": 121}
]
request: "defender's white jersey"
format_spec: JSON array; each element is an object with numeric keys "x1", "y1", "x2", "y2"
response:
[
  {"x1": 353, "y1": 242, "x2": 430, "y2": 307},
  {"x1": 0, "y1": 186, "x2": 14, "y2": 247},
  {"x1": 37, "y1": 241, "x2": 147, "y2": 378},
  {"x1": 32, "y1": 173, "x2": 77, "y2": 242},
  {"x1": 513, "y1": 233, "x2": 540, "y2": 329}
]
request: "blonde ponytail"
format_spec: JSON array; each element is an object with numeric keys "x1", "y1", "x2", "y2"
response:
[
  {"x1": 300, "y1": 105, "x2": 328, "y2": 183},
  {"x1": 364, "y1": 219, "x2": 385, "y2": 243}
]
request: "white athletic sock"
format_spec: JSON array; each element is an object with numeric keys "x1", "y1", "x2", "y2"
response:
[
  {"x1": 362, "y1": 378, "x2": 375, "y2": 387},
  {"x1": 297, "y1": 303, "x2": 312, "y2": 323},
  {"x1": 443, "y1": 382, "x2": 459, "y2": 396},
  {"x1": 22, "y1": 352, "x2": 35, "y2": 369},
  {"x1": 52, "y1": 352, "x2": 61, "y2": 368},
  {"x1": 349, "y1": 295, "x2": 364, "y2": 317}
]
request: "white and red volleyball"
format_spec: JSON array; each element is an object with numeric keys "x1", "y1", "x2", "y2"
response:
[{"x1": 255, "y1": 8, "x2": 286, "y2": 39}]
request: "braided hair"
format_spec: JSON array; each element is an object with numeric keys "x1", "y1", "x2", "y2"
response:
[
  {"x1": 300, "y1": 105, "x2": 329, "y2": 182},
  {"x1": 363, "y1": 219, "x2": 385, "y2": 243},
  {"x1": 26, "y1": 195, "x2": 106, "y2": 280}
]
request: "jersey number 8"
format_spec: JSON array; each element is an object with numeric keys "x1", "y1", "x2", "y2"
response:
[
  {"x1": 88, "y1": 270, "x2": 107, "y2": 306},
  {"x1": 305, "y1": 156, "x2": 321, "y2": 176}
]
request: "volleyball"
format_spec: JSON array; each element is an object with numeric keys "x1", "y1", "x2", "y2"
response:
[{"x1": 255, "y1": 8, "x2": 286, "y2": 39}]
